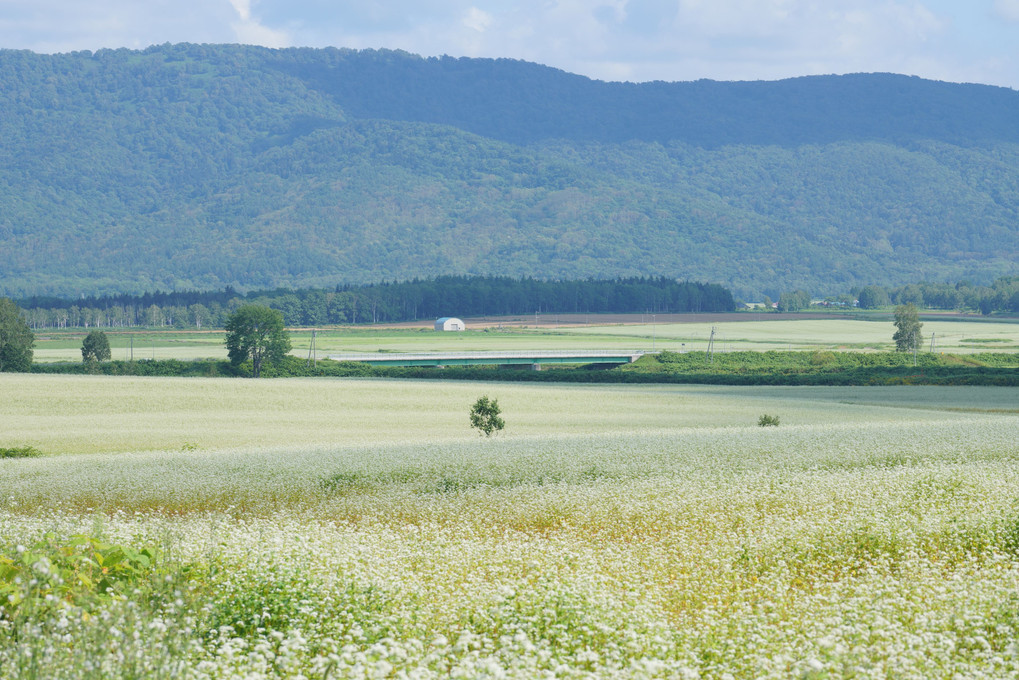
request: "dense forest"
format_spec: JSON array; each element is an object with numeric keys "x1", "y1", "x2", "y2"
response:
[
  {"x1": 1, "y1": 44, "x2": 1018, "y2": 299},
  {"x1": 16, "y1": 276, "x2": 735, "y2": 329}
]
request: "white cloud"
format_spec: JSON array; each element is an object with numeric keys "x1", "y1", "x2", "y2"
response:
[
  {"x1": 302, "y1": 0, "x2": 1017, "y2": 87},
  {"x1": 228, "y1": 0, "x2": 291, "y2": 47},
  {"x1": 0, "y1": 0, "x2": 237, "y2": 52},
  {"x1": 675, "y1": 0, "x2": 800, "y2": 37},
  {"x1": 826, "y1": 3, "x2": 945, "y2": 58},
  {"x1": 993, "y1": 0, "x2": 1019, "y2": 22},
  {"x1": 232, "y1": 20, "x2": 291, "y2": 47},
  {"x1": 587, "y1": 0, "x2": 952, "y2": 82},
  {"x1": 463, "y1": 7, "x2": 493, "y2": 33},
  {"x1": 228, "y1": 0, "x2": 252, "y2": 22}
]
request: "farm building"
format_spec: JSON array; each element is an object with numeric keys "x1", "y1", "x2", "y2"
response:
[{"x1": 435, "y1": 317, "x2": 465, "y2": 331}]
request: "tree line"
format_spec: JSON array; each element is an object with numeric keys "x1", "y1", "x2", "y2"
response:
[
  {"x1": 849, "y1": 278, "x2": 1019, "y2": 314},
  {"x1": 15, "y1": 276, "x2": 735, "y2": 330},
  {"x1": 763, "y1": 277, "x2": 1019, "y2": 314}
]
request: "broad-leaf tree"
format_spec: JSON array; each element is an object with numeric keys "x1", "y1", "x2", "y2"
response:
[
  {"x1": 892, "y1": 303, "x2": 923, "y2": 352},
  {"x1": 777, "y1": 289, "x2": 811, "y2": 312},
  {"x1": 224, "y1": 305, "x2": 291, "y2": 377},
  {"x1": 469, "y1": 396, "x2": 505, "y2": 437},
  {"x1": 81, "y1": 330, "x2": 112, "y2": 364},
  {"x1": 0, "y1": 298, "x2": 34, "y2": 372},
  {"x1": 857, "y1": 285, "x2": 891, "y2": 309}
]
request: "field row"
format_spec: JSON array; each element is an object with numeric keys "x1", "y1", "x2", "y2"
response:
[{"x1": 27, "y1": 316, "x2": 1019, "y2": 362}]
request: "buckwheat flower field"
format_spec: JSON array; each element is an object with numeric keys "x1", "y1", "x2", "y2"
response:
[{"x1": 2, "y1": 374, "x2": 1018, "y2": 678}]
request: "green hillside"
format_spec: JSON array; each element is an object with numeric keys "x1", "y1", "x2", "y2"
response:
[{"x1": 1, "y1": 44, "x2": 1017, "y2": 298}]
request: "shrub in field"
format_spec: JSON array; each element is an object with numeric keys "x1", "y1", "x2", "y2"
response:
[
  {"x1": 810, "y1": 350, "x2": 837, "y2": 366},
  {"x1": 470, "y1": 395, "x2": 505, "y2": 436},
  {"x1": 758, "y1": 414, "x2": 780, "y2": 427},
  {"x1": 0, "y1": 446, "x2": 40, "y2": 458}
]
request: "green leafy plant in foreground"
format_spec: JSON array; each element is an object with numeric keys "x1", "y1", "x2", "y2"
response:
[
  {"x1": 0, "y1": 533, "x2": 171, "y2": 620},
  {"x1": 758, "y1": 414, "x2": 780, "y2": 427},
  {"x1": 0, "y1": 446, "x2": 40, "y2": 458}
]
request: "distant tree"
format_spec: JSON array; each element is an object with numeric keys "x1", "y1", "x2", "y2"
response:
[
  {"x1": 272, "y1": 294, "x2": 304, "y2": 326},
  {"x1": 894, "y1": 284, "x2": 924, "y2": 307},
  {"x1": 81, "y1": 330, "x2": 112, "y2": 364},
  {"x1": 469, "y1": 396, "x2": 505, "y2": 437},
  {"x1": 224, "y1": 305, "x2": 291, "y2": 377},
  {"x1": 892, "y1": 303, "x2": 923, "y2": 352},
  {"x1": 0, "y1": 298, "x2": 35, "y2": 372},
  {"x1": 189, "y1": 303, "x2": 213, "y2": 329},
  {"x1": 919, "y1": 284, "x2": 962, "y2": 310},
  {"x1": 857, "y1": 285, "x2": 890, "y2": 309},
  {"x1": 777, "y1": 289, "x2": 811, "y2": 312}
]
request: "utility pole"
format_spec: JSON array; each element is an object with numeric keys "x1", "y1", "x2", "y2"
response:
[
  {"x1": 306, "y1": 329, "x2": 317, "y2": 368},
  {"x1": 707, "y1": 326, "x2": 716, "y2": 364}
]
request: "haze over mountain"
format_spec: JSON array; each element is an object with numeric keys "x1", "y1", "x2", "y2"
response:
[{"x1": 1, "y1": 43, "x2": 1017, "y2": 299}]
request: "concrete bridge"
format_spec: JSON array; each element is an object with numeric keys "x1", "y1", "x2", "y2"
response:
[{"x1": 327, "y1": 350, "x2": 646, "y2": 369}]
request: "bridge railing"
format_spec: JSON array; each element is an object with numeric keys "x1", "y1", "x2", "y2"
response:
[{"x1": 327, "y1": 350, "x2": 647, "y2": 362}]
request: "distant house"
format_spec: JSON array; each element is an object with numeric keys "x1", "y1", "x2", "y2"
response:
[{"x1": 435, "y1": 317, "x2": 465, "y2": 331}]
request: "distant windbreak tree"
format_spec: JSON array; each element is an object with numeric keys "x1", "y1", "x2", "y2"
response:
[
  {"x1": 777, "y1": 289, "x2": 811, "y2": 312},
  {"x1": 892, "y1": 303, "x2": 923, "y2": 352},
  {"x1": 0, "y1": 297, "x2": 34, "y2": 372},
  {"x1": 224, "y1": 305, "x2": 291, "y2": 378},
  {"x1": 81, "y1": 330, "x2": 112, "y2": 365},
  {"x1": 857, "y1": 285, "x2": 891, "y2": 309}
]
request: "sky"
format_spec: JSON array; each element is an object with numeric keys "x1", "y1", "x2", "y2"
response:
[{"x1": 1, "y1": 0, "x2": 1018, "y2": 88}]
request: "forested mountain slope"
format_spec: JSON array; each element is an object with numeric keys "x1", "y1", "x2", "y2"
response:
[{"x1": 1, "y1": 43, "x2": 1017, "y2": 298}]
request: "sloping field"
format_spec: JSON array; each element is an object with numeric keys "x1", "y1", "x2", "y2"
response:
[{"x1": 2, "y1": 374, "x2": 1019, "y2": 677}]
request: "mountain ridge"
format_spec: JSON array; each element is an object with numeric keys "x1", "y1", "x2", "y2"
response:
[
  {"x1": 272, "y1": 48, "x2": 1019, "y2": 146},
  {"x1": 1, "y1": 44, "x2": 1017, "y2": 299}
]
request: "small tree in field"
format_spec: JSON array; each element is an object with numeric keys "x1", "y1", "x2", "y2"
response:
[
  {"x1": 81, "y1": 330, "x2": 111, "y2": 365},
  {"x1": 470, "y1": 396, "x2": 504, "y2": 437},
  {"x1": 224, "y1": 305, "x2": 291, "y2": 378},
  {"x1": 892, "y1": 303, "x2": 923, "y2": 353}
]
